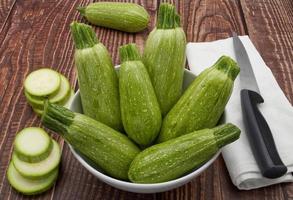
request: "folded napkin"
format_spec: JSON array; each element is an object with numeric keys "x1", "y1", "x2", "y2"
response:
[{"x1": 186, "y1": 36, "x2": 293, "y2": 190}]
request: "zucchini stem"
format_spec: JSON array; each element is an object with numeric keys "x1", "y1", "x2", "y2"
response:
[
  {"x1": 41, "y1": 101, "x2": 74, "y2": 135},
  {"x1": 76, "y1": 6, "x2": 86, "y2": 16},
  {"x1": 213, "y1": 123, "x2": 241, "y2": 148},
  {"x1": 214, "y1": 56, "x2": 240, "y2": 81},
  {"x1": 119, "y1": 43, "x2": 141, "y2": 62},
  {"x1": 157, "y1": 3, "x2": 180, "y2": 29},
  {"x1": 70, "y1": 22, "x2": 99, "y2": 49}
]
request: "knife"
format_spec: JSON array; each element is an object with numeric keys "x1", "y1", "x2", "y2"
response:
[{"x1": 232, "y1": 32, "x2": 287, "y2": 179}]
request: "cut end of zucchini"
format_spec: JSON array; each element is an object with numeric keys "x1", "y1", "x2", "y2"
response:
[
  {"x1": 119, "y1": 43, "x2": 141, "y2": 62},
  {"x1": 24, "y1": 68, "x2": 61, "y2": 97},
  {"x1": 157, "y1": 3, "x2": 180, "y2": 29},
  {"x1": 70, "y1": 21, "x2": 99, "y2": 49},
  {"x1": 213, "y1": 56, "x2": 240, "y2": 81},
  {"x1": 7, "y1": 162, "x2": 58, "y2": 195},
  {"x1": 13, "y1": 140, "x2": 61, "y2": 179},
  {"x1": 14, "y1": 128, "x2": 52, "y2": 163}
]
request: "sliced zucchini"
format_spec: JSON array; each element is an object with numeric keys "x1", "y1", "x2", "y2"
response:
[
  {"x1": 7, "y1": 162, "x2": 58, "y2": 195},
  {"x1": 14, "y1": 127, "x2": 52, "y2": 163},
  {"x1": 32, "y1": 107, "x2": 43, "y2": 116},
  {"x1": 49, "y1": 74, "x2": 71, "y2": 104},
  {"x1": 12, "y1": 140, "x2": 61, "y2": 179},
  {"x1": 24, "y1": 68, "x2": 61, "y2": 97},
  {"x1": 25, "y1": 91, "x2": 44, "y2": 109}
]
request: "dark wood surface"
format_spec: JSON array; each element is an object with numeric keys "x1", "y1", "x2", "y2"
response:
[{"x1": 0, "y1": 0, "x2": 292, "y2": 199}]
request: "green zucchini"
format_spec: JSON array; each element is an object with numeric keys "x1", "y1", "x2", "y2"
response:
[
  {"x1": 119, "y1": 44, "x2": 161, "y2": 147},
  {"x1": 77, "y1": 2, "x2": 149, "y2": 33},
  {"x1": 7, "y1": 162, "x2": 58, "y2": 195},
  {"x1": 25, "y1": 74, "x2": 71, "y2": 110},
  {"x1": 13, "y1": 140, "x2": 61, "y2": 179},
  {"x1": 128, "y1": 123, "x2": 240, "y2": 183},
  {"x1": 24, "y1": 68, "x2": 61, "y2": 97},
  {"x1": 157, "y1": 56, "x2": 240, "y2": 143},
  {"x1": 41, "y1": 102, "x2": 140, "y2": 180},
  {"x1": 14, "y1": 127, "x2": 53, "y2": 163},
  {"x1": 70, "y1": 22, "x2": 123, "y2": 131},
  {"x1": 142, "y1": 3, "x2": 186, "y2": 116}
]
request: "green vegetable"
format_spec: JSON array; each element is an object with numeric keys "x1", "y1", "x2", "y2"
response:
[
  {"x1": 14, "y1": 127, "x2": 53, "y2": 163},
  {"x1": 13, "y1": 140, "x2": 61, "y2": 179},
  {"x1": 157, "y1": 56, "x2": 240, "y2": 143},
  {"x1": 119, "y1": 44, "x2": 161, "y2": 147},
  {"x1": 142, "y1": 3, "x2": 186, "y2": 116},
  {"x1": 70, "y1": 22, "x2": 123, "y2": 131},
  {"x1": 24, "y1": 68, "x2": 61, "y2": 97},
  {"x1": 41, "y1": 102, "x2": 140, "y2": 180},
  {"x1": 7, "y1": 162, "x2": 58, "y2": 195},
  {"x1": 77, "y1": 2, "x2": 149, "y2": 33},
  {"x1": 25, "y1": 74, "x2": 71, "y2": 109},
  {"x1": 129, "y1": 123, "x2": 240, "y2": 183}
]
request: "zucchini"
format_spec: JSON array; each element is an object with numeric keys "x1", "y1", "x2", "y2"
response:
[
  {"x1": 41, "y1": 102, "x2": 140, "y2": 180},
  {"x1": 142, "y1": 3, "x2": 186, "y2": 116},
  {"x1": 24, "y1": 68, "x2": 61, "y2": 97},
  {"x1": 128, "y1": 123, "x2": 240, "y2": 183},
  {"x1": 14, "y1": 127, "x2": 52, "y2": 163},
  {"x1": 7, "y1": 162, "x2": 58, "y2": 195},
  {"x1": 70, "y1": 22, "x2": 123, "y2": 131},
  {"x1": 25, "y1": 74, "x2": 71, "y2": 109},
  {"x1": 119, "y1": 44, "x2": 161, "y2": 147},
  {"x1": 157, "y1": 56, "x2": 240, "y2": 143},
  {"x1": 12, "y1": 140, "x2": 61, "y2": 179},
  {"x1": 77, "y1": 2, "x2": 149, "y2": 33},
  {"x1": 47, "y1": 74, "x2": 71, "y2": 104}
]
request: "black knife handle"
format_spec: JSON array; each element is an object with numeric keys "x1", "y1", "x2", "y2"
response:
[{"x1": 241, "y1": 89, "x2": 287, "y2": 178}]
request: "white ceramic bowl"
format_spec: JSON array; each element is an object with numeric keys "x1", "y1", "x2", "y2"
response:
[{"x1": 69, "y1": 67, "x2": 220, "y2": 193}]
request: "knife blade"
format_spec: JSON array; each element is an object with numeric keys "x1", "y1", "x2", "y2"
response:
[{"x1": 232, "y1": 32, "x2": 287, "y2": 179}]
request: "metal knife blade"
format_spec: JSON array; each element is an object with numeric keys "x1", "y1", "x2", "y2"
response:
[{"x1": 232, "y1": 32, "x2": 260, "y2": 93}]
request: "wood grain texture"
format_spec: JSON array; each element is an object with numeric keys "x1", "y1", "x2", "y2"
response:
[{"x1": 0, "y1": 0, "x2": 292, "y2": 199}]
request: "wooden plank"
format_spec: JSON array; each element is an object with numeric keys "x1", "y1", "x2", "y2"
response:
[
  {"x1": 0, "y1": 0, "x2": 88, "y2": 199},
  {"x1": 240, "y1": 0, "x2": 293, "y2": 104}
]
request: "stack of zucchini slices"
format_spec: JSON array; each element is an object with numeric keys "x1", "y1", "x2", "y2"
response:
[
  {"x1": 24, "y1": 68, "x2": 73, "y2": 115},
  {"x1": 7, "y1": 127, "x2": 61, "y2": 195}
]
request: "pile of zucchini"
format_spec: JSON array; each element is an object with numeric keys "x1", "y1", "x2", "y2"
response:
[
  {"x1": 24, "y1": 68, "x2": 73, "y2": 115},
  {"x1": 8, "y1": 2, "x2": 242, "y2": 195},
  {"x1": 7, "y1": 128, "x2": 61, "y2": 195},
  {"x1": 42, "y1": 3, "x2": 241, "y2": 184}
]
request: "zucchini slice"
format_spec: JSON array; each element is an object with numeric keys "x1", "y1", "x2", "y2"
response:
[
  {"x1": 25, "y1": 74, "x2": 71, "y2": 109},
  {"x1": 12, "y1": 140, "x2": 61, "y2": 179},
  {"x1": 7, "y1": 162, "x2": 58, "y2": 195},
  {"x1": 32, "y1": 107, "x2": 43, "y2": 116},
  {"x1": 14, "y1": 127, "x2": 52, "y2": 163},
  {"x1": 48, "y1": 74, "x2": 71, "y2": 104},
  {"x1": 24, "y1": 90, "x2": 44, "y2": 109},
  {"x1": 24, "y1": 68, "x2": 61, "y2": 97}
]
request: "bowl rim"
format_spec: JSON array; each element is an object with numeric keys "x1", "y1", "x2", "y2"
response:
[{"x1": 68, "y1": 67, "x2": 221, "y2": 188}]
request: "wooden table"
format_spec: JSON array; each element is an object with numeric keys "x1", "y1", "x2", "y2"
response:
[{"x1": 0, "y1": 0, "x2": 292, "y2": 199}]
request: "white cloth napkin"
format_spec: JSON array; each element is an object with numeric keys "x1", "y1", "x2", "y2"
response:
[{"x1": 186, "y1": 36, "x2": 293, "y2": 190}]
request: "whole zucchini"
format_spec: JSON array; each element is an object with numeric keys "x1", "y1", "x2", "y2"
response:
[
  {"x1": 70, "y1": 22, "x2": 123, "y2": 131},
  {"x1": 119, "y1": 44, "x2": 161, "y2": 147},
  {"x1": 142, "y1": 3, "x2": 186, "y2": 116},
  {"x1": 157, "y1": 56, "x2": 240, "y2": 143},
  {"x1": 77, "y1": 2, "x2": 149, "y2": 33},
  {"x1": 41, "y1": 102, "x2": 140, "y2": 180},
  {"x1": 128, "y1": 123, "x2": 240, "y2": 183}
]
